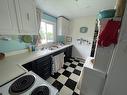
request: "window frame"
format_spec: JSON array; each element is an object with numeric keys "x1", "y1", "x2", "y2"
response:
[{"x1": 39, "y1": 19, "x2": 56, "y2": 45}]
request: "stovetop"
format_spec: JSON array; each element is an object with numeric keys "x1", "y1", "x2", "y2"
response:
[
  {"x1": 0, "y1": 71, "x2": 58, "y2": 95},
  {"x1": 9, "y1": 75, "x2": 35, "y2": 94},
  {"x1": 31, "y1": 86, "x2": 50, "y2": 95}
]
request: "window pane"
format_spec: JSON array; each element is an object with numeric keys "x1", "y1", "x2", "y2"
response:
[
  {"x1": 39, "y1": 21, "x2": 47, "y2": 44},
  {"x1": 39, "y1": 20, "x2": 55, "y2": 45},
  {"x1": 47, "y1": 24, "x2": 54, "y2": 42}
]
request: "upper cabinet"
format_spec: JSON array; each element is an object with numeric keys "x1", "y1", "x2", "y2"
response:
[
  {"x1": 15, "y1": 0, "x2": 37, "y2": 35},
  {"x1": 0, "y1": 0, "x2": 38, "y2": 35},
  {"x1": 0, "y1": 0, "x2": 18, "y2": 35},
  {"x1": 57, "y1": 17, "x2": 70, "y2": 36}
]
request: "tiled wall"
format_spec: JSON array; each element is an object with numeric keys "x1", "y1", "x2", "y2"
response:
[
  {"x1": 0, "y1": 36, "x2": 32, "y2": 53},
  {"x1": 56, "y1": 35, "x2": 65, "y2": 43}
]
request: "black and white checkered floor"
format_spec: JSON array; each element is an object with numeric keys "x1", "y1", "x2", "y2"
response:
[{"x1": 46, "y1": 58, "x2": 84, "y2": 95}]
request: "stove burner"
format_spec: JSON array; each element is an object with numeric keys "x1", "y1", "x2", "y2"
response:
[
  {"x1": 31, "y1": 86, "x2": 49, "y2": 95},
  {"x1": 9, "y1": 75, "x2": 35, "y2": 94}
]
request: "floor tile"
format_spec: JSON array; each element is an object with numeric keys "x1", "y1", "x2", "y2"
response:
[
  {"x1": 69, "y1": 73, "x2": 80, "y2": 82},
  {"x1": 73, "y1": 69, "x2": 81, "y2": 76},
  {"x1": 59, "y1": 86, "x2": 73, "y2": 95},
  {"x1": 46, "y1": 77, "x2": 56, "y2": 84},
  {"x1": 76, "y1": 66, "x2": 83, "y2": 71},
  {"x1": 74, "y1": 59, "x2": 80, "y2": 62},
  {"x1": 52, "y1": 80, "x2": 63, "y2": 91},
  {"x1": 65, "y1": 79, "x2": 77, "y2": 90},
  {"x1": 57, "y1": 75, "x2": 68, "y2": 84},
  {"x1": 67, "y1": 60, "x2": 73, "y2": 63},
  {"x1": 72, "y1": 92, "x2": 79, "y2": 95},
  {"x1": 63, "y1": 65, "x2": 68, "y2": 69},
  {"x1": 78, "y1": 63, "x2": 83, "y2": 67},
  {"x1": 64, "y1": 62, "x2": 71, "y2": 66},
  {"x1": 72, "y1": 62, "x2": 79, "y2": 65},
  {"x1": 70, "y1": 57, "x2": 75, "y2": 59},
  {"x1": 62, "y1": 70, "x2": 71, "y2": 77},
  {"x1": 66, "y1": 67, "x2": 74, "y2": 72},
  {"x1": 58, "y1": 68, "x2": 65, "y2": 74},
  {"x1": 70, "y1": 64, "x2": 76, "y2": 68},
  {"x1": 51, "y1": 72, "x2": 61, "y2": 79},
  {"x1": 70, "y1": 58, "x2": 74, "y2": 61},
  {"x1": 74, "y1": 85, "x2": 80, "y2": 94},
  {"x1": 79, "y1": 61, "x2": 84, "y2": 64}
]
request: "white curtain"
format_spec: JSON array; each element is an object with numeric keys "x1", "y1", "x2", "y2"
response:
[{"x1": 35, "y1": 8, "x2": 42, "y2": 47}]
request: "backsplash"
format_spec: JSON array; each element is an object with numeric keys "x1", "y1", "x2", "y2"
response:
[
  {"x1": 0, "y1": 35, "x2": 64, "y2": 53},
  {"x1": 56, "y1": 36, "x2": 65, "y2": 44},
  {"x1": 0, "y1": 35, "x2": 34, "y2": 53}
]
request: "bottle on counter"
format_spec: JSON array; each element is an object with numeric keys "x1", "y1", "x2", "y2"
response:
[{"x1": 28, "y1": 45, "x2": 32, "y2": 52}]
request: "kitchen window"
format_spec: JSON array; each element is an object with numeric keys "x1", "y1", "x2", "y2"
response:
[{"x1": 39, "y1": 19, "x2": 56, "y2": 44}]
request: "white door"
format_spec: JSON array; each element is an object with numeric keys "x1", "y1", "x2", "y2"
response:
[
  {"x1": 0, "y1": 0, "x2": 18, "y2": 35},
  {"x1": 15, "y1": 0, "x2": 37, "y2": 35}
]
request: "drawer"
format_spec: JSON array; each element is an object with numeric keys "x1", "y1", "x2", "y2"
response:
[
  {"x1": 22, "y1": 61, "x2": 35, "y2": 71},
  {"x1": 35, "y1": 55, "x2": 51, "y2": 64},
  {"x1": 38, "y1": 65, "x2": 51, "y2": 72},
  {"x1": 52, "y1": 49, "x2": 65, "y2": 56},
  {"x1": 38, "y1": 70, "x2": 51, "y2": 79}
]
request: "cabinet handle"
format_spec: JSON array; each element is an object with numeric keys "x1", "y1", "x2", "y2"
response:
[{"x1": 27, "y1": 13, "x2": 29, "y2": 21}]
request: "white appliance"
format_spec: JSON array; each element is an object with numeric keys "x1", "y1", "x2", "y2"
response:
[
  {"x1": 0, "y1": 71, "x2": 58, "y2": 95},
  {"x1": 78, "y1": 57, "x2": 106, "y2": 95}
]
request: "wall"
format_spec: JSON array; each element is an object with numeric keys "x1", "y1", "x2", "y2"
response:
[{"x1": 70, "y1": 16, "x2": 96, "y2": 59}]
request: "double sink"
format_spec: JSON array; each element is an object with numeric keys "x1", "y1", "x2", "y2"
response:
[{"x1": 41, "y1": 44, "x2": 64, "y2": 52}]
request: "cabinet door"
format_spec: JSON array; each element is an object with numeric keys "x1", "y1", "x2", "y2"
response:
[
  {"x1": 0, "y1": 0, "x2": 18, "y2": 34},
  {"x1": 64, "y1": 46, "x2": 72, "y2": 62},
  {"x1": 62, "y1": 18, "x2": 70, "y2": 36},
  {"x1": 32, "y1": 55, "x2": 52, "y2": 79},
  {"x1": 57, "y1": 17, "x2": 69, "y2": 36},
  {"x1": 15, "y1": 0, "x2": 37, "y2": 35}
]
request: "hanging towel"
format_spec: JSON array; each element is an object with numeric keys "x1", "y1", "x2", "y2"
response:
[
  {"x1": 59, "y1": 53, "x2": 65, "y2": 68},
  {"x1": 52, "y1": 53, "x2": 65, "y2": 75},
  {"x1": 98, "y1": 20, "x2": 121, "y2": 47},
  {"x1": 52, "y1": 55, "x2": 60, "y2": 74}
]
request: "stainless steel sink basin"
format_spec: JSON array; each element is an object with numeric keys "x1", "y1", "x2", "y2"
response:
[
  {"x1": 48, "y1": 44, "x2": 64, "y2": 50},
  {"x1": 48, "y1": 46, "x2": 59, "y2": 50},
  {"x1": 41, "y1": 44, "x2": 64, "y2": 51}
]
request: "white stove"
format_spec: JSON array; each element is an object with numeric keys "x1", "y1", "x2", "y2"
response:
[{"x1": 0, "y1": 71, "x2": 58, "y2": 95}]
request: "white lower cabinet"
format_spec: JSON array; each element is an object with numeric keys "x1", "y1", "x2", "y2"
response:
[{"x1": 0, "y1": 0, "x2": 38, "y2": 35}]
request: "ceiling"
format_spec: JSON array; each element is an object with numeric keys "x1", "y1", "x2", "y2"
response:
[{"x1": 36, "y1": 0, "x2": 116, "y2": 19}]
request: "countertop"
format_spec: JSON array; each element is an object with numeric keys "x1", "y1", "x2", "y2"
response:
[
  {"x1": 0, "y1": 64, "x2": 27, "y2": 86},
  {"x1": 0, "y1": 44, "x2": 73, "y2": 86},
  {"x1": 0, "y1": 44, "x2": 72, "y2": 65}
]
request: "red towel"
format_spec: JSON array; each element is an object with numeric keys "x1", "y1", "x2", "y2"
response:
[{"x1": 98, "y1": 20, "x2": 121, "y2": 47}]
